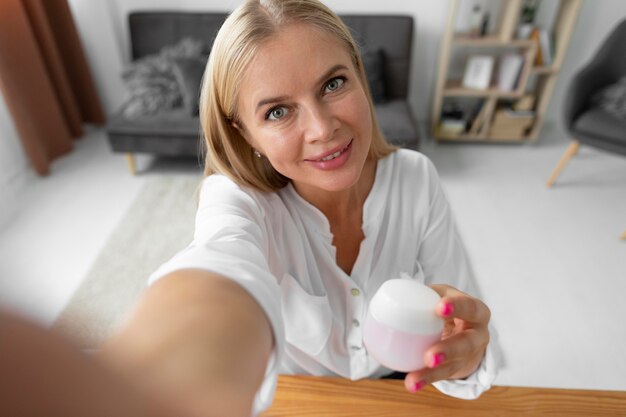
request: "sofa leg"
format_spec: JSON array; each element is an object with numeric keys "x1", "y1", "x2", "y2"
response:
[
  {"x1": 125, "y1": 153, "x2": 137, "y2": 175},
  {"x1": 547, "y1": 141, "x2": 580, "y2": 187}
]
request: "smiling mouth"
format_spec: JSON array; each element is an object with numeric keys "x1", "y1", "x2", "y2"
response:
[{"x1": 312, "y1": 140, "x2": 353, "y2": 162}]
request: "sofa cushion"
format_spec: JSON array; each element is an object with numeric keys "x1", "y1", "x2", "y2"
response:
[
  {"x1": 172, "y1": 57, "x2": 207, "y2": 116},
  {"x1": 121, "y1": 38, "x2": 207, "y2": 119},
  {"x1": 341, "y1": 15, "x2": 413, "y2": 101},
  {"x1": 573, "y1": 106, "x2": 626, "y2": 155},
  {"x1": 374, "y1": 99, "x2": 418, "y2": 149},
  {"x1": 361, "y1": 49, "x2": 387, "y2": 103},
  {"x1": 593, "y1": 75, "x2": 626, "y2": 120}
]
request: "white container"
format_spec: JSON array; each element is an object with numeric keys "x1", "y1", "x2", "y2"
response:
[{"x1": 363, "y1": 279, "x2": 444, "y2": 372}]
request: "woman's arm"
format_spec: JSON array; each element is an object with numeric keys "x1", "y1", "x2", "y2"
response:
[
  {"x1": 99, "y1": 269, "x2": 274, "y2": 417},
  {"x1": 0, "y1": 309, "x2": 181, "y2": 417}
]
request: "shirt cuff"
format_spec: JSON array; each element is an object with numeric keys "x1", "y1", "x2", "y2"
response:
[
  {"x1": 250, "y1": 348, "x2": 279, "y2": 416},
  {"x1": 432, "y1": 324, "x2": 500, "y2": 399}
]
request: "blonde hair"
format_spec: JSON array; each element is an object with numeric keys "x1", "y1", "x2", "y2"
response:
[{"x1": 199, "y1": 0, "x2": 396, "y2": 192}]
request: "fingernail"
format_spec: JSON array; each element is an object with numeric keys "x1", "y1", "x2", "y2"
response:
[
  {"x1": 431, "y1": 352, "x2": 445, "y2": 368},
  {"x1": 412, "y1": 380, "x2": 427, "y2": 393},
  {"x1": 441, "y1": 303, "x2": 455, "y2": 317}
]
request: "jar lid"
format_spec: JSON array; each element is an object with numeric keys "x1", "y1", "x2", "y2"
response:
[{"x1": 369, "y1": 279, "x2": 444, "y2": 335}]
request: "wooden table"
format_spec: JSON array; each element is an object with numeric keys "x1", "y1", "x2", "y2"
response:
[{"x1": 261, "y1": 375, "x2": 626, "y2": 416}]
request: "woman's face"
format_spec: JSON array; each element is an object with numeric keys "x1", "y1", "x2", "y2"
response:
[{"x1": 236, "y1": 23, "x2": 373, "y2": 196}]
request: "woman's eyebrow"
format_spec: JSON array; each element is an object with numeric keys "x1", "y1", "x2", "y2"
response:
[
  {"x1": 256, "y1": 95, "x2": 290, "y2": 114},
  {"x1": 315, "y1": 64, "x2": 348, "y2": 85},
  {"x1": 254, "y1": 64, "x2": 349, "y2": 114}
]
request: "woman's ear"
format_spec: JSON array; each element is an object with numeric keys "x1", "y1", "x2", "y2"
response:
[
  {"x1": 231, "y1": 120, "x2": 243, "y2": 134},
  {"x1": 232, "y1": 120, "x2": 256, "y2": 148},
  {"x1": 232, "y1": 120, "x2": 248, "y2": 139}
]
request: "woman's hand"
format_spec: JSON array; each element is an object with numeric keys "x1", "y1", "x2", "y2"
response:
[{"x1": 404, "y1": 284, "x2": 491, "y2": 393}]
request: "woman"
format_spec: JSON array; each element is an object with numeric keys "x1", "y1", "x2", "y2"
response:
[{"x1": 101, "y1": 1, "x2": 498, "y2": 416}]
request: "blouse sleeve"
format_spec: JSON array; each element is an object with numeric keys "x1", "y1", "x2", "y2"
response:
[
  {"x1": 147, "y1": 175, "x2": 284, "y2": 416},
  {"x1": 416, "y1": 157, "x2": 500, "y2": 399}
]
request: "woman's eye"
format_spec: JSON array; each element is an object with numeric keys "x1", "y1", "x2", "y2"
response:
[
  {"x1": 266, "y1": 106, "x2": 288, "y2": 121},
  {"x1": 324, "y1": 77, "x2": 345, "y2": 93}
]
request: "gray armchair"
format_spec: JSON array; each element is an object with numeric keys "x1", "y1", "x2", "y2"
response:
[
  {"x1": 547, "y1": 19, "x2": 626, "y2": 186},
  {"x1": 545, "y1": 19, "x2": 626, "y2": 239}
]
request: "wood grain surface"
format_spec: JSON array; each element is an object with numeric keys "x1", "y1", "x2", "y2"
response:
[{"x1": 261, "y1": 375, "x2": 626, "y2": 417}]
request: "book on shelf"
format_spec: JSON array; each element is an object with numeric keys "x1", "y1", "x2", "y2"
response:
[
  {"x1": 529, "y1": 27, "x2": 553, "y2": 66},
  {"x1": 497, "y1": 54, "x2": 524, "y2": 92},
  {"x1": 538, "y1": 28, "x2": 553, "y2": 66}
]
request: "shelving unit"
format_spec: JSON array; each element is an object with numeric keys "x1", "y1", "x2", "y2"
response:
[{"x1": 432, "y1": 0, "x2": 581, "y2": 143}]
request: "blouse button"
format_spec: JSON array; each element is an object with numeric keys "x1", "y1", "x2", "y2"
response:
[
  {"x1": 352, "y1": 319, "x2": 360, "y2": 327},
  {"x1": 350, "y1": 288, "x2": 361, "y2": 297}
]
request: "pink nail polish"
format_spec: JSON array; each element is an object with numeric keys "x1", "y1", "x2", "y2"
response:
[
  {"x1": 413, "y1": 380, "x2": 427, "y2": 392},
  {"x1": 431, "y1": 352, "x2": 445, "y2": 368},
  {"x1": 441, "y1": 303, "x2": 455, "y2": 317}
]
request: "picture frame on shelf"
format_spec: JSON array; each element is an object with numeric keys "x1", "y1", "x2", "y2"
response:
[{"x1": 462, "y1": 55, "x2": 494, "y2": 90}]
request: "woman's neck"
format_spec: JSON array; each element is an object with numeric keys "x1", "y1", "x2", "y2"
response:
[{"x1": 294, "y1": 158, "x2": 377, "y2": 224}]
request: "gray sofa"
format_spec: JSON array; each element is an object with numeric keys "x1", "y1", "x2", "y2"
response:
[{"x1": 106, "y1": 12, "x2": 418, "y2": 174}]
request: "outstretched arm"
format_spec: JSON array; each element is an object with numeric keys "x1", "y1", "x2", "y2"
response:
[
  {"x1": 0, "y1": 308, "x2": 180, "y2": 417},
  {"x1": 99, "y1": 269, "x2": 274, "y2": 417}
]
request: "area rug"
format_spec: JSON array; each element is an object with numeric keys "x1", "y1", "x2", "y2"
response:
[{"x1": 52, "y1": 174, "x2": 202, "y2": 349}]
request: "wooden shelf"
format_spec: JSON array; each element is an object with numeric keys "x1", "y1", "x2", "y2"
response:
[
  {"x1": 443, "y1": 80, "x2": 523, "y2": 98},
  {"x1": 452, "y1": 35, "x2": 535, "y2": 48},
  {"x1": 434, "y1": 128, "x2": 487, "y2": 142},
  {"x1": 434, "y1": 127, "x2": 533, "y2": 143},
  {"x1": 432, "y1": 0, "x2": 582, "y2": 143}
]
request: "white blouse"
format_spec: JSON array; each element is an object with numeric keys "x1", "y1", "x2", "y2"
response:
[{"x1": 149, "y1": 149, "x2": 499, "y2": 416}]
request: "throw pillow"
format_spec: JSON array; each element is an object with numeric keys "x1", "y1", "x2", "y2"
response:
[
  {"x1": 121, "y1": 38, "x2": 208, "y2": 119},
  {"x1": 593, "y1": 75, "x2": 626, "y2": 120},
  {"x1": 361, "y1": 49, "x2": 387, "y2": 103},
  {"x1": 172, "y1": 57, "x2": 208, "y2": 117}
]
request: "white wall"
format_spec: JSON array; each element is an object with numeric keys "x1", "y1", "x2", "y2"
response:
[
  {"x1": 67, "y1": 0, "x2": 127, "y2": 114},
  {"x1": 0, "y1": 94, "x2": 32, "y2": 231}
]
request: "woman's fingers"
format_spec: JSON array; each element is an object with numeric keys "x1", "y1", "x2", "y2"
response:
[
  {"x1": 403, "y1": 330, "x2": 488, "y2": 391},
  {"x1": 402, "y1": 284, "x2": 491, "y2": 392},
  {"x1": 430, "y1": 284, "x2": 491, "y2": 326},
  {"x1": 404, "y1": 361, "x2": 460, "y2": 392},
  {"x1": 426, "y1": 327, "x2": 488, "y2": 369}
]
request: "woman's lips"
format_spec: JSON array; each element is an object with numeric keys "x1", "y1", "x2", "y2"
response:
[
  {"x1": 306, "y1": 139, "x2": 353, "y2": 162},
  {"x1": 305, "y1": 139, "x2": 353, "y2": 170}
]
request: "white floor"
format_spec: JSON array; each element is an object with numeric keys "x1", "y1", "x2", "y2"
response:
[
  {"x1": 0, "y1": 124, "x2": 625, "y2": 392},
  {"x1": 0, "y1": 130, "x2": 202, "y2": 325},
  {"x1": 420, "y1": 127, "x2": 626, "y2": 391}
]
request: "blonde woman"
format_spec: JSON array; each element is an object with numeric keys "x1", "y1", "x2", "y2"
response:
[{"x1": 101, "y1": 1, "x2": 499, "y2": 416}]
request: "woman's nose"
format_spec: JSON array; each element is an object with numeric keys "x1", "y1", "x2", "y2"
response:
[{"x1": 300, "y1": 103, "x2": 339, "y2": 143}]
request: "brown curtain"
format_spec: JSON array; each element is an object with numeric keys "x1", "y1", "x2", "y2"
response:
[{"x1": 0, "y1": 0, "x2": 105, "y2": 176}]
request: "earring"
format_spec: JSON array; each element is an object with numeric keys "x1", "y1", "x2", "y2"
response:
[{"x1": 254, "y1": 150, "x2": 262, "y2": 158}]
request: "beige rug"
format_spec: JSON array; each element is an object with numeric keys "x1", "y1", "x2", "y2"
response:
[{"x1": 52, "y1": 175, "x2": 202, "y2": 349}]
